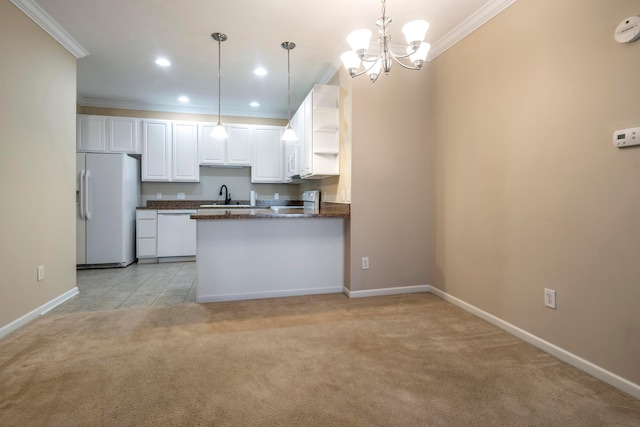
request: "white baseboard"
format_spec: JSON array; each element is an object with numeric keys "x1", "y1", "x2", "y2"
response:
[
  {"x1": 0, "y1": 287, "x2": 79, "y2": 340},
  {"x1": 428, "y1": 286, "x2": 640, "y2": 400},
  {"x1": 197, "y1": 286, "x2": 343, "y2": 303},
  {"x1": 344, "y1": 285, "x2": 429, "y2": 298}
]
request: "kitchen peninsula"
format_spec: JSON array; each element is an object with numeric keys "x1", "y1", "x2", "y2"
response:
[{"x1": 191, "y1": 203, "x2": 349, "y2": 302}]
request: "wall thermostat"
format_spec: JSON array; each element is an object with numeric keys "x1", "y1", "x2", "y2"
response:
[
  {"x1": 613, "y1": 127, "x2": 640, "y2": 148},
  {"x1": 615, "y1": 16, "x2": 640, "y2": 43}
]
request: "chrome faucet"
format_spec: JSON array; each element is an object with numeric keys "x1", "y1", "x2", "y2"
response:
[{"x1": 219, "y1": 185, "x2": 231, "y2": 205}]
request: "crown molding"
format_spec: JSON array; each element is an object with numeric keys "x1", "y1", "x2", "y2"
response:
[
  {"x1": 76, "y1": 96, "x2": 286, "y2": 119},
  {"x1": 428, "y1": 0, "x2": 519, "y2": 60},
  {"x1": 10, "y1": 0, "x2": 88, "y2": 59}
]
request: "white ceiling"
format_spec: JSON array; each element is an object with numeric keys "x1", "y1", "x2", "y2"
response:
[{"x1": 29, "y1": 0, "x2": 502, "y2": 119}]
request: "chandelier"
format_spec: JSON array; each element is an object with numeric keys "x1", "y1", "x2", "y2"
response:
[{"x1": 340, "y1": 0, "x2": 430, "y2": 83}]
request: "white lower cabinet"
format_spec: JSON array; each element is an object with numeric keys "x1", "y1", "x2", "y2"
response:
[
  {"x1": 136, "y1": 210, "x2": 157, "y2": 259},
  {"x1": 252, "y1": 126, "x2": 284, "y2": 183},
  {"x1": 157, "y1": 211, "x2": 196, "y2": 257}
]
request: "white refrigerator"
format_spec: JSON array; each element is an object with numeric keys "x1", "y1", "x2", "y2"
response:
[{"x1": 76, "y1": 153, "x2": 140, "y2": 267}]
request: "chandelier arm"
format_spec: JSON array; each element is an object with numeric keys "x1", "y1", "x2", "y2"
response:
[
  {"x1": 390, "y1": 55, "x2": 421, "y2": 71},
  {"x1": 387, "y1": 48, "x2": 415, "y2": 60}
]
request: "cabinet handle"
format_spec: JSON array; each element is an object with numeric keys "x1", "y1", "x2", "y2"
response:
[
  {"x1": 84, "y1": 170, "x2": 91, "y2": 220},
  {"x1": 79, "y1": 169, "x2": 86, "y2": 220}
]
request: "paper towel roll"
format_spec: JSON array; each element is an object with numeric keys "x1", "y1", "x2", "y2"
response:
[{"x1": 250, "y1": 191, "x2": 256, "y2": 207}]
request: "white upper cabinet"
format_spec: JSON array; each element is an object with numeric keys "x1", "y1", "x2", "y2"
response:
[
  {"x1": 77, "y1": 115, "x2": 141, "y2": 154},
  {"x1": 172, "y1": 121, "x2": 199, "y2": 182},
  {"x1": 77, "y1": 115, "x2": 106, "y2": 152},
  {"x1": 199, "y1": 123, "x2": 252, "y2": 166},
  {"x1": 142, "y1": 119, "x2": 172, "y2": 181},
  {"x1": 297, "y1": 84, "x2": 340, "y2": 179},
  {"x1": 284, "y1": 103, "x2": 303, "y2": 182},
  {"x1": 142, "y1": 120, "x2": 199, "y2": 182},
  {"x1": 226, "y1": 125, "x2": 252, "y2": 165},
  {"x1": 198, "y1": 123, "x2": 226, "y2": 164},
  {"x1": 252, "y1": 126, "x2": 284, "y2": 183},
  {"x1": 107, "y1": 116, "x2": 140, "y2": 154}
]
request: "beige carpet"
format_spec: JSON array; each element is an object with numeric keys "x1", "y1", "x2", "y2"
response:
[{"x1": 0, "y1": 293, "x2": 638, "y2": 426}]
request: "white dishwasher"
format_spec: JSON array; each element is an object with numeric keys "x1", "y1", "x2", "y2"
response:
[{"x1": 157, "y1": 210, "x2": 197, "y2": 257}]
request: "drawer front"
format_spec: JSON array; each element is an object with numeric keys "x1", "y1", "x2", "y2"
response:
[
  {"x1": 136, "y1": 210, "x2": 157, "y2": 220},
  {"x1": 137, "y1": 238, "x2": 157, "y2": 257},
  {"x1": 137, "y1": 220, "x2": 157, "y2": 238}
]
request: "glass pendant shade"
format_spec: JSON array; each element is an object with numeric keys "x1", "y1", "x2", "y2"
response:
[
  {"x1": 282, "y1": 125, "x2": 297, "y2": 142},
  {"x1": 211, "y1": 123, "x2": 228, "y2": 139},
  {"x1": 407, "y1": 42, "x2": 431, "y2": 64},
  {"x1": 340, "y1": 51, "x2": 361, "y2": 74},
  {"x1": 347, "y1": 29, "x2": 372, "y2": 53},
  {"x1": 402, "y1": 20, "x2": 429, "y2": 45}
]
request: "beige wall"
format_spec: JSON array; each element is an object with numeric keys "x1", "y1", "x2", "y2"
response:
[
  {"x1": 78, "y1": 107, "x2": 299, "y2": 203},
  {"x1": 0, "y1": 1, "x2": 77, "y2": 328},
  {"x1": 348, "y1": 67, "x2": 430, "y2": 292},
  {"x1": 429, "y1": 0, "x2": 640, "y2": 384}
]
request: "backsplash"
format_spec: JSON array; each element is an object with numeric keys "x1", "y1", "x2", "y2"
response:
[{"x1": 140, "y1": 166, "x2": 301, "y2": 205}]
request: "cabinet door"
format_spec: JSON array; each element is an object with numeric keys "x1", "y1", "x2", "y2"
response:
[
  {"x1": 142, "y1": 120, "x2": 172, "y2": 181},
  {"x1": 107, "y1": 117, "x2": 140, "y2": 154},
  {"x1": 77, "y1": 115, "x2": 106, "y2": 152},
  {"x1": 227, "y1": 125, "x2": 252, "y2": 165},
  {"x1": 199, "y1": 122, "x2": 226, "y2": 165},
  {"x1": 136, "y1": 210, "x2": 157, "y2": 258},
  {"x1": 301, "y1": 94, "x2": 313, "y2": 177},
  {"x1": 252, "y1": 126, "x2": 284, "y2": 183},
  {"x1": 172, "y1": 121, "x2": 199, "y2": 182}
]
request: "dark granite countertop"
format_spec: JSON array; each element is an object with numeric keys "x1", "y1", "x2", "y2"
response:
[
  {"x1": 191, "y1": 202, "x2": 349, "y2": 220},
  {"x1": 137, "y1": 199, "x2": 301, "y2": 210},
  {"x1": 137, "y1": 199, "x2": 349, "y2": 219}
]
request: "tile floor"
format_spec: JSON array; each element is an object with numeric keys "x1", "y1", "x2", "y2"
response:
[{"x1": 49, "y1": 261, "x2": 197, "y2": 314}]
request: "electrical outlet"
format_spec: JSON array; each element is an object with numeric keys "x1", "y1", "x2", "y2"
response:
[
  {"x1": 156, "y1": 192, "x2": 162, "y2": 200},
  {"x1": 37, "y1": 265, "x2": 44, "y2": 281},
  {"x1": 177, "y1": 192, "x2": 185, "y2": 200},
  {"x1": 544, "y1": 288, "x2": 556, "y2": 309},
  {"x1": 361, "y1": 257, "x2": 370, "y2": 270}
]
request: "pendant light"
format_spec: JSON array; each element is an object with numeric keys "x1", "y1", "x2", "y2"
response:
[
  {"x1": 211, "y1": 32, "x2": 228, "y2": 139},
  {"x1": 281, "y1": 41, "x2": 297, "y2": 142}
]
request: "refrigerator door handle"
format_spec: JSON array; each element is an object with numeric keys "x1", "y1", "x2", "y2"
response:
[
  {"x1": 84, "y1": 170, "x2": 92, "y2": 220},
  {"x1": 79, "y1": 169, "x2": 86, "y2": 220}
]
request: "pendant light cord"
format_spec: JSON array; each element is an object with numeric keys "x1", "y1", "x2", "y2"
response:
[
  {"x1": 287, "y1": 46, "x2": 292, "y2": 125},
  {"x1": 217, "y1": 38, "x2": 222, "y2": 124}
]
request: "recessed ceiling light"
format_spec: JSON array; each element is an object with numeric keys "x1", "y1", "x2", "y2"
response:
[
  {"x1": 178, "y1": 96, "x2": 190, "y2": 103},
  {"x1": 254, "y1": 67, "x2": 267, "y2": 76},
  {"x1": 250, "y1": 101, "x2": 260, "y2": 107},
  {"x1": 155, "y1": 58, "x2": 171, "y2": 67}
]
